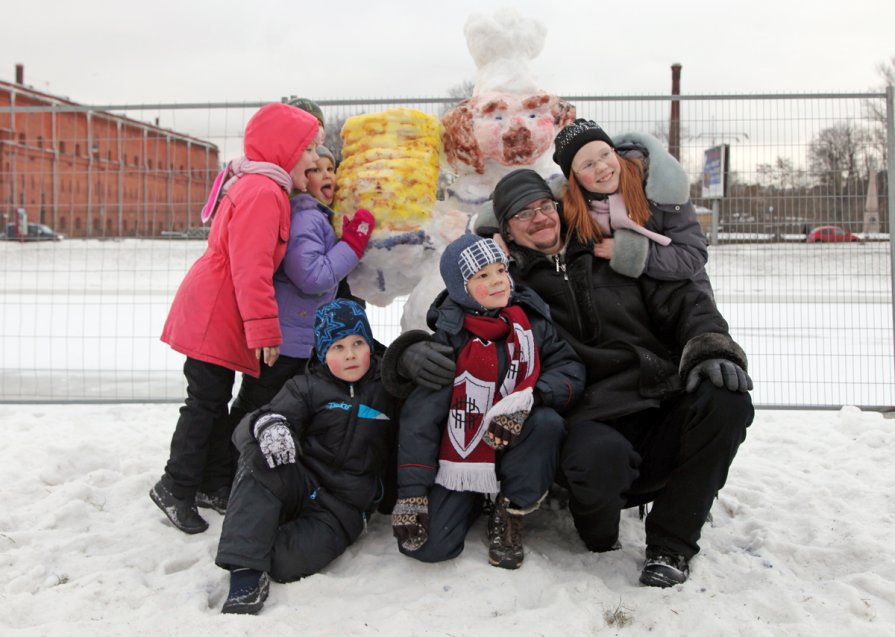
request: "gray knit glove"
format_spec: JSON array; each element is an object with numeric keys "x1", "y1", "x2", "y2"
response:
[
  {"x1": 253, "y1": 413, "x2": 298, "y2": 468},
  {"x1": 398, "y1": 341, "x2": 455, "y2": 390},
  {"x1": 392, "y1": 496, "x2": 429, "y2": 551},
  {"x1": 685, "y1": 359, "x2": 753, "y2": 393}
]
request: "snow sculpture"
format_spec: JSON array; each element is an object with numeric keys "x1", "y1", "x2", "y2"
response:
[
  {"x1": 399, "y1": 9, "x2": 575, "y2": 329},
  {"x1": 332, "y1": 9, "x2": 575, "y2": 331}
]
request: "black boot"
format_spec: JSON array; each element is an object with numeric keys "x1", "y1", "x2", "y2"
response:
[
  {"x1": 196, "y1": 486, "x2": 230, "y2": 515},
  {"x1": 221, "y1": 568, "x2": 269, "y2": 615},
  {"x1": 487, "y1": 495, "x2": 524, "y2": 569},
  {"x1": 149, "y1": 478, "x2": 208, "y2": 534},
  {"x1": 639, "y1": 546, "x2": 690, "y2": 587}
]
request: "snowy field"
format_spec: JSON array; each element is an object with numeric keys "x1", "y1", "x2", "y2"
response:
[
  {"x1": 0, "y1": 404, "x2": 893, "y2": 635},
  {"x1": 1, "y1": 238, "x2": 892, "y2": 407}
]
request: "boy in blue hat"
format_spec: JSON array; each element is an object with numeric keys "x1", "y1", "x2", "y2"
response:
[{"x1": 216, "y1": 299, "x2": 397, "y2": 615}]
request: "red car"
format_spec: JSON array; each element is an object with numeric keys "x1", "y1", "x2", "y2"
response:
[{"x1": 807, "y1": 226, "x2": 864, "y2": 244}]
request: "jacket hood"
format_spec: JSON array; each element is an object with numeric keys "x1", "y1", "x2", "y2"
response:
[{"x1": 244, "y1": 103, "x2": 319, "y2": 173}]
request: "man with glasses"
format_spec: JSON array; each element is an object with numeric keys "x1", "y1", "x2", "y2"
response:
[{"x1": 485, "y1": 168, "x2": 753, "y2": 588}]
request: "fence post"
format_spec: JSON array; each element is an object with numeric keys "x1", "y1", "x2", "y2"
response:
[{"x1": 888, "y1": 85, "x2": 895, "y2": 400}]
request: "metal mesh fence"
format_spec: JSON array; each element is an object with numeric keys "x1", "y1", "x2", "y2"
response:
[{"x1": 1, "y1": 91, "x2": 892, "y2": 408}]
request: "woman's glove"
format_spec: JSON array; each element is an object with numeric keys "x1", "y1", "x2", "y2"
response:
[
  {"x1": 341, "y1": 208, "x2": 375, "y2": 258},
  {"x1": 397, "y1": 340, "x2": 456, "y2": 390},
  {"x1": 392, "y1": 496, "x2": 429, "y2": 551},
  {"x1": 253, "y1": 413, "x2": 299, "y2": 468},
  {"x1": 685, "y1": 359, "x2": 753, "y2": 393}
]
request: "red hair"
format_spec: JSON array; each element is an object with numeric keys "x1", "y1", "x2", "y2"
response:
[{"x1": 562, "y1": 154, "x2": 651, "y2": 244}]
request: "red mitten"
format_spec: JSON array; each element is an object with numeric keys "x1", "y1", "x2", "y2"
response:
[{"x1": 341, "y1": 208, "x2": 375, "y2": 258}]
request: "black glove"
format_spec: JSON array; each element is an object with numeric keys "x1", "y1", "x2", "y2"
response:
[
  {"x1": 392, "y1": 496, "x2": 429, "y2": 551},
  {"x1": 397, "y1": 341, "x2": 455, "y2": 390},
  {"x1": 253, "y1": 413, "x2": 299, "y2": 468},
  {"x1": 685, "y1": 358, "x2": 753, "y2": 393}
]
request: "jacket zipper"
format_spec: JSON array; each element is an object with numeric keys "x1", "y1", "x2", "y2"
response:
[{"x1": 553, "y1": 252, "x2": 586, "y2": 337}]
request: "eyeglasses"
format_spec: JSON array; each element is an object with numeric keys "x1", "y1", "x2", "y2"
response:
[
  {"x1": 573, "y1": 149, "x2": 615, "y2": 176},
  {"x1": 511, "y1": 200, "x2": 557, "y2": 222}
]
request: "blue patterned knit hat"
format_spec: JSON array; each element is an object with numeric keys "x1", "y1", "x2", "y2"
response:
[
  {"x1": 440, "y1": 233, "x2": 512, "y2": 312},
  {"x1": 314, "y1": 299, "x2": 373, "y2": 363}
]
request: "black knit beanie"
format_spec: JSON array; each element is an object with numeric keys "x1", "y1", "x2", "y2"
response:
[
  {"x1": 552, "y1": 119, "x2": 615, "y2": 178},
  {"x1": 491, "y1": 169, "x2": 555, "y2": 229}
]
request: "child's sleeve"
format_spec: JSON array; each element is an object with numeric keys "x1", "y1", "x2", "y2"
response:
[
  {"x1": 279, "y1": 210, "x2": 359, "y2": 295},
  {"x1": 227, "y1": 186, "x2": 286, "y2": 349},
  {"x1": 644, "y1": 201, "x2": 709, "y2": 282},
  {"x1": 395, "y1": 384, "x2": 452, "y2": 498}
]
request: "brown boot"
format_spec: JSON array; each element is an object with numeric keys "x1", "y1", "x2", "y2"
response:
[{"x1": 487, "y1": 495, "x2": 524, "y2": 569}]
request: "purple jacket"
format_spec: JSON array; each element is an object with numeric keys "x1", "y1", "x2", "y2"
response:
[{"x1": 274, "y1": 194, "x2": 359, "y2": 358}]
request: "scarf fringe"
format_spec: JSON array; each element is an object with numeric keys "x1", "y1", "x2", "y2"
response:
[{"x1": 435, "y1": 461, "x2": 500, "y2": 495}]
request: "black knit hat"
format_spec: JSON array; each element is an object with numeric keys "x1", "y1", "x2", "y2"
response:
[
  {"x1": 552, "y1": 119, "x2": 615, "y2": 178},
  {"x1": 492, "y1": 169, "x2": 555, "y2": 229},
  {"x1": 314, "y1": 299, "x2": 373, "y2": 363}
]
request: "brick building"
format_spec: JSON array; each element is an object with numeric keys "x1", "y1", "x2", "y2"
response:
[{"x1": 0, "y1": 65, "x2": 219, "y2": 238}]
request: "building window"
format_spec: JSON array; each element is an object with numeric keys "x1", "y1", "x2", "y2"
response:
[
  {"x1": 59, "y1": 141, "x2": 66, "y2": 154},
  {"x1": 18, "y1": 132, "x2": 25, "y2": 145},
  {"x1": 75, "y1": 143, "x2": 81, "y2": 156},
  {"x1": 38, "y1": 136, "x2": 44, "y2": 149}
]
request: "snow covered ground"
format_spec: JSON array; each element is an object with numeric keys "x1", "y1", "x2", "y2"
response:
[{"x1": 1, "y1": 403, "x2": 893, "y2": 635}]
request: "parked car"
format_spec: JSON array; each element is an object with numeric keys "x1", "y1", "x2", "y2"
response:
[
  {"x1": 3, "y1": 223, "x2": 64, "y2": 242},
  {"x1": 806, "y1": 225, "x2": 864, "y2": 244}
]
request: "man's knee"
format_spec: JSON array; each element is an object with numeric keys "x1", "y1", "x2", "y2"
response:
[{"x1": 560, "y1": 424, "x2": 639, "y2": 510}]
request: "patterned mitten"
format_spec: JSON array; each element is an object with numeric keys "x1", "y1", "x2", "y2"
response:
[
  {"x1": 253, "y1": 413, "x2": 298, "y2": 468},
  {"x1": 392, "y1": 496, "x2": 429, "y2": 551},
  {"x1": 483, "y1": 387, "x2": 533, "y2": 449}
]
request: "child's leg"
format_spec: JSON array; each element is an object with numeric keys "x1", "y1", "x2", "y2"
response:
[
  {"x1": 399, "y1": 486, "x2": 481, "y2": 563},
  {"x1": 164, "y1": 357, "x2": 234, "y2": 497},
  {"x1": 215, "y1": 462, "x2": 285, "y2": 573},
  {"x1": 266, "y1": 500, "x2": 355, "y2": 583},
  {"x1": 497, "y1": 406, "x2": 566, "y2": 509}
]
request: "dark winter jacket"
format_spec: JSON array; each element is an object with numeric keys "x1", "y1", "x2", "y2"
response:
[
  {"x1": 233, "y1": 352, "x2": 398, "y2": 529},
  {"x1": 508, "y1": 237, "x2": 746, "y2": 424},
  {"x1": 387, "y1": 285, "x2": 585, "y2": 498}
]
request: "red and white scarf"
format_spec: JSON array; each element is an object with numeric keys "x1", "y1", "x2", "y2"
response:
[{"x1": 434, "y1": 305, "x2": 540, "y2": 494}]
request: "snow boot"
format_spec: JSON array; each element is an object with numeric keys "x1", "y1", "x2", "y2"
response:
[
  {"x1": 149, "y1": 478, "x2": 208, "y2": 534},
  {"x1": 221, "y1": 568, "x2": 269, "y2": 615},
  {"x1": 487, "y1": 495, "x2": 524, "y2": 569},
  {"x1": 639, "y1": 546, "x2": 690, "y2": 588},
  {"x1": 196, "y1": 486, "x2": 230, "y2": 514}
]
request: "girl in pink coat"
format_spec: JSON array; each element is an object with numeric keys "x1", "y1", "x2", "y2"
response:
[{"x1": 151, "y1": 103, "x2": 320, "y2": 535}]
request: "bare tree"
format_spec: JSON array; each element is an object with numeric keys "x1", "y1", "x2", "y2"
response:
[{"x1": 864, "y1": 55, "x2": 893, "y2": 164}]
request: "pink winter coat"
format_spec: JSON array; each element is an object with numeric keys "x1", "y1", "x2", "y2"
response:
[{"x1": 161, "y1": 103, "x2": 319, "y2": 376}]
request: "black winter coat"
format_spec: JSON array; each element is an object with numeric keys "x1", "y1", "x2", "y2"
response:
[
  {"x1": 393, "y1": 285, "x2": 586, "y2": 498},
  {"x1": 509, "y1": 237, "x2": 747, "y2": 423},
  {"x1": 233, "y1": 355, "x2": 398, "y2": 519}
]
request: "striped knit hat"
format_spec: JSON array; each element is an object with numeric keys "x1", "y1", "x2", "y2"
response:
[{"x1": 440, "y1": 234, "x2": 511, "y2": 312}]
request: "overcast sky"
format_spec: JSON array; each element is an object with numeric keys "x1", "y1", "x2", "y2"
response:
[{"x1": 3, "y1": 0, "x2": 892, "y2": 104}]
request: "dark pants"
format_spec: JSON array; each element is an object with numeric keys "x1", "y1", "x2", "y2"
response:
[
  {"x1": 400, "y1": 406, "x2": 566, "y2": 563},
  {"x1": 561, "y1": 383, "x2": 753, "y2": 559},
  {"x1": 216, "y1": 455, "x2": 354, "y2": 583},
  {"x1": 163, "y1": 357, "x2": 235, "y2": 498},
  {"x1": 229, "y1": 355, "x2": 308, "y2": 426}
]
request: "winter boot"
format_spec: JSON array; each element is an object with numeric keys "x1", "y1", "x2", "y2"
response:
[
  {"x1": 639, "y1": 546, "x2": 690, "y2": 588},
  {"x1": 196, "y1": 486, "x2": 230, "y2": 515},
  {"x1": 221, "y1": 568, "x2": 270, "y2": 615},
  {"x1": 149, "y1": 478, "x2": 208, "y2": 534},
  {"x1": 487, "y1": 494, "x2": 524, "y2": 570}
]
